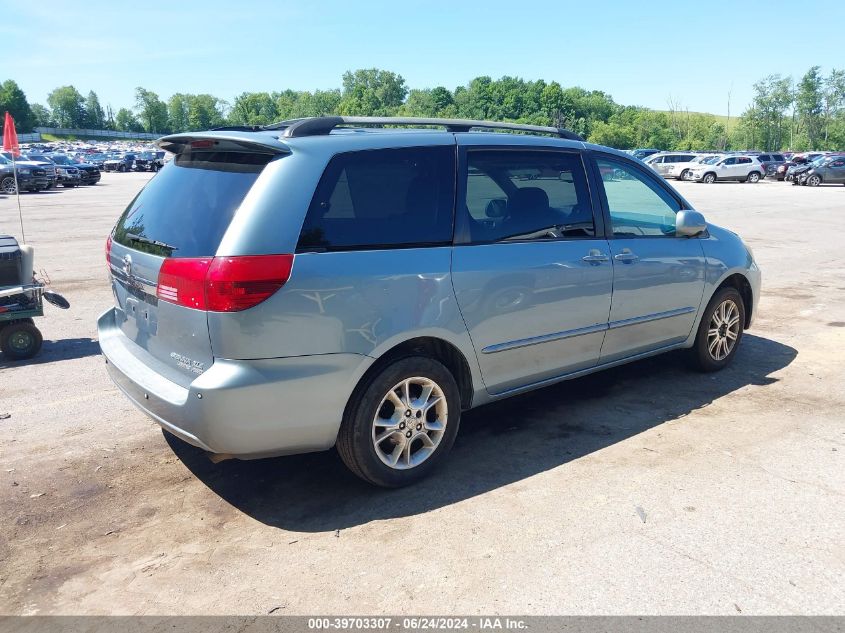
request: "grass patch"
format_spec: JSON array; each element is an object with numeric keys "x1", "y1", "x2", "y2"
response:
[{"x1": 656, "y1": 111, "x2": 739, "y2": 128}]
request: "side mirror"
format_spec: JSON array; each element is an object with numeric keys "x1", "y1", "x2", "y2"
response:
[{"x1": 676, "y1": 210, "x2": 707, "y2": 237}]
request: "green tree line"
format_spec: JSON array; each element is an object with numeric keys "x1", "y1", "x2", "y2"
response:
[{"x1": 2, "y1": 66, "x2": 844, "y2": 150}]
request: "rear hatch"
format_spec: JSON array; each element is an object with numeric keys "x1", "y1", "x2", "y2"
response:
[{"x1": 106, "y1": 143, "x2": 284, "y2": 385}]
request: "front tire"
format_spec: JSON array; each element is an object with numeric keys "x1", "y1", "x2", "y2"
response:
[
  {"x1": 689, "y1": 287, "x2": 745, "y2": 372},
  {"x1": 703, "y1": 173, "x2": 716, "y2": 184},
  {"x1": 807, "y1": 175, "x2": 821, "y2": 187},
  {"x1": 679, "y1": 169, "x2": 690, "y2": 181},
  {"x1": 1, "y1": 176, "x2": 16, "y2": 194},
  {"x1": 0, "y1": 322, "x2": 43, "y2": 360},
  {"x1": 337, "y1": 356, "x2": 461, "y2": 487}
]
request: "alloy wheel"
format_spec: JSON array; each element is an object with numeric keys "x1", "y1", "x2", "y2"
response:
[
  {"x1": 371, "y1": 376, "x2": 448, "y2": 470},
  {"x1": 1, "y1": 177, "x2": 16, "y2": 195},
  {"x1": 707, "y1": 299, "x2": 741, "y2": 361}
]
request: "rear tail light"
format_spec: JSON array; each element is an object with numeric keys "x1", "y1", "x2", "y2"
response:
[
  {"x1": 157, "y1": 257, "x2": 213, "y2": 309},
  {"x1": 105, "y1": 234, "x2": 112, "y2": 266},
  {"x1": 156, "y1": 254, "x2": 293, "y2": 312}
]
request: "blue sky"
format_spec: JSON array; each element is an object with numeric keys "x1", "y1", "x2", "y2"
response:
[{"x1": 5, "y1": 1, "x2": 844, "y2": 117}]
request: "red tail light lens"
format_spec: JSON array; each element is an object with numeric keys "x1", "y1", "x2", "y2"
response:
[
  {"x1": 105, "y1": 234, "x2": 112, "y2": 266},
  {"x1": 157, "y1": 258, "x2": 213, "y2": 309},
  {"x1": 206, "y1": 255, "x2": 294, "y2": 312},
  {"x1": 156, "y1": 254, "x2": 293, "y2": 312}
]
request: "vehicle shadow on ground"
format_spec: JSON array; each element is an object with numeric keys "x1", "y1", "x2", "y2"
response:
[
  {"x1": 0, "y1": 337, "x2": 100, "y2": 368},
  {"x1": 167, "y1": 333, "x2": 796, "y2": 532}
]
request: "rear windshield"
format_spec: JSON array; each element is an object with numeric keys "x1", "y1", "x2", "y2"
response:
[{"x1": 112, "y1": 150, "x2": 272, "y2": 258}]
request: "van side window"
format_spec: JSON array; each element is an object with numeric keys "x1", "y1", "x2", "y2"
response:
[
  {"x1": 462, "y1": 150, "x2": 594, "y2": 243},
  {"x1": 298, "y1": 146, "x2": 455, "y2": 251},
  {"x1": 596, "y1": 157, "x2": 680, "y2": 237}
]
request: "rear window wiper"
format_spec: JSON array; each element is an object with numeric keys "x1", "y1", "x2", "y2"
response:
[{"x1": 125, "y1": 233, "x2": 179, "y2": 252}]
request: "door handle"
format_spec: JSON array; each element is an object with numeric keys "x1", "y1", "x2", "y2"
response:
[
  {"x1": 614, "y1": 249, "x2": 639, "y2": 263},
  {"x1": 582, "y1": 249, "x2": 609, "y2": 264}
]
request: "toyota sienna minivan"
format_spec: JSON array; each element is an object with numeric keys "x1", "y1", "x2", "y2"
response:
[{"x1": 99, "y1": 116, "x2": 761, "y2": 487}]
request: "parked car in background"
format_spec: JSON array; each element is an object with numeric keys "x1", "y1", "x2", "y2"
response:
[
  {"x1": 643, "y1": 152, "x2": 698, "y2": 179},
  {"x1": 28, "y1": 154, "x2": 82, "y2": 188},
  {"x1": 0, "y1": 156, "x2": 49, "y2": 193},
  {"x1": 99, "y1": 116, "x2": 761, "y2": 487},
  {"x1": 104, "y1": 153, "x2": 135, "y2": 172},
  {"x1": 4, "y1": 152, "x2": 56, "y2": 189},
  {"x1": 755, "y1": 153, "x2": 787, "y2": 178},
  {"x1": 678, "y1": 155, "x2": 724, "y2": 181},
  {"x1": 86, "y1": 153, "x2": 108, "y2": 169},
  {"x1": 781, "y1": 153, "x2": 826, "y2": 181},
  {"x1": 48, "y1": 154, "x2": 101, "y2": 185},
  {"x1": 630, "y1": 148, "x2": 661, "y2": 160},
  {"x1": 795, "y1": 155, "x2": 845, "y2": 186},
  {"x1": 689, "y1": 155, "x2": 765, "y2": 183},
  {"x1": 133, "y1": 152, "x2": 159, "y2": 172}
]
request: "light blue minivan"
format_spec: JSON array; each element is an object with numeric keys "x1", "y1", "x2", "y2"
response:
[{"x1": 99, "y1": 117, "x2": 760, "y2": 486}]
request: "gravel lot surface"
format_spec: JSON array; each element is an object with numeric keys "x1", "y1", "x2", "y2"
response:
[{"x1": 1, "y1": 173, "x2": 842, "y2": 615}]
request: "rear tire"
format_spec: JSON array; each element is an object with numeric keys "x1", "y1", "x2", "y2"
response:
[
  {"x1": 688, "y1": 287, "x2": 745, "y2": 373},
  {"x1": 337, "y1": 356, "x2": 461, "y2": 487},
  {"x1": 747, "y1": 171, "x2": 761, "y2": 183},
  {"x1": 679, "y1": 169, "x2": 690, "y2": 181},
  {"x1": 0, "y1": 322, "x2": 43, "y2": 360}
]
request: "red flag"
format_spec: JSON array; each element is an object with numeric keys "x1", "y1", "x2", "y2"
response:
[{"x1": 3, "y1": 112, "x2": 20, "y2": 157}]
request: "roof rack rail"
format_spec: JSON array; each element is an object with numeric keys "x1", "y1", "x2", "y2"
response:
[{"x1": 262, "y1": 116, "x2": 585, "y2": 141}]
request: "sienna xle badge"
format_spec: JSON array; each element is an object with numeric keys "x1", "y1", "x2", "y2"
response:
[{"x1": 99, "y1": 116, "x2": 761, "y2": 487}]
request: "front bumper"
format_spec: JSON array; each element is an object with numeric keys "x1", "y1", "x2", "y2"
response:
[
  {"x1": 97, "y1": 308, "x2": 373, "y2": 458},
  {"x1": 78, "y1": 170, "x2": 101, "y2": 184},
  {"x1": 19, "y1": 173, "x2": 48, "y2": 190}
]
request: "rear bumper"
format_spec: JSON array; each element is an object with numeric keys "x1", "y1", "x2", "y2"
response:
[{"x1": 97, "y1": 308, "x2": 373, "y2": 458}]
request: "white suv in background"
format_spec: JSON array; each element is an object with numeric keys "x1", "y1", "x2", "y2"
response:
[
  {"x1": 689, "y1": 155, "x2": 764, "y2": 184},
  {"x1": 644, "y1": 152, "x2": 697, "y2": 179},
  {"x1": 676, "y1": 154, "x2": 723, "y2": 181}
]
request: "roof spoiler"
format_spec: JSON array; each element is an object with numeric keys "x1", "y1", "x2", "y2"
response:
[{"x1": 156, "y1": 131, "x2": 291, "y2": 155}]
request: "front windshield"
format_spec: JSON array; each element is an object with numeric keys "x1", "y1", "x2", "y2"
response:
[
  {"x1": 50, "y1": 155, "x2": 71, "y2": 165},
  {"x1": 701, "y1": 156, "x2": 721, "y2": 165}
]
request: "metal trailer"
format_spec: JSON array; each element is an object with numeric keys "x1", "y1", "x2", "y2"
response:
[{"x1": 0, "y1": 283, "x2": 68, "y2": 360}]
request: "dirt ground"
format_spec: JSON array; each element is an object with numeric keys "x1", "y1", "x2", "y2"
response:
[{"x1": 0, "y1": 172, "x2": 842, "y2": 615}]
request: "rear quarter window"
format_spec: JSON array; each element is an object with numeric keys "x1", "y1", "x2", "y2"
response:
[
  {"x1": 112, "y1": 150, "x2": 272, "y2": 258},
  {"x1": 297, "y1": 146, "x2": 455, "y2": 251}
]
